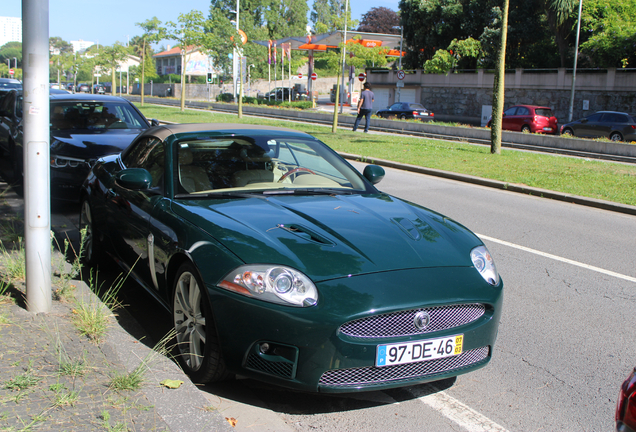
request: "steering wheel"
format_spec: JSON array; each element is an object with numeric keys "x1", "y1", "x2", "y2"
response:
[{"x1": 278, "y1": 167, "x2": 316, "y2": 183}]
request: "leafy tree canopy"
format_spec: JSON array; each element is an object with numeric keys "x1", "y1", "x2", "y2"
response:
[
  {"x1": 356, "y1": 7, "x2": 400, "y2": 34},
  {"x1": 0, "y1": 42, "x2": 22, "y2": 68}
]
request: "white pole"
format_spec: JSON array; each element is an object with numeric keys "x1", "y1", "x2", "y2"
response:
[
  {"x1": 397, "y1": 25, "x2": 403, "y2": 103},
  {"x1": 23, "y1": 0, "x2": 52, "y2": 313},
  {"x1": 340, "y1": 0, "x2": 349, "y2": 113}
]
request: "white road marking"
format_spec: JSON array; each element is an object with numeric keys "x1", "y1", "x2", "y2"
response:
[
  {"x1": 477, "y1": 233, "x2": 636, "y2": 284},
  {"x1": 419, "y1": 384, "x2": 510, "y2": 432}
]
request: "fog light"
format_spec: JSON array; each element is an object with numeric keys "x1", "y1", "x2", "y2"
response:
[{"x1": 259, "y1": 343, "x2": 270, "y2": 354}]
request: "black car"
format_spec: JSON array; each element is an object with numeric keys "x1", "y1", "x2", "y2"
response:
[
  {"x1": 376, "y1": 102, "x2": 435, "y2": 122},
  {"x1": 76, "y1": 83, "x2": 90, "y2": 93},
  {"x1": 258, "y1": 87, "x2": 293, "y2": 101},
  {"x1": 560, "y1": 111, "x2": 636, "y2": 142},
  {"x1": 0, "y1": 91, "x2": 158, "y2": 201},
  {"x1": 0, "y1": 78, "x2": 22, "y2": 101}
]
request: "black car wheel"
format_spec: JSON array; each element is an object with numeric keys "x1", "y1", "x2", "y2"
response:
[
  {"x1": 610, "y1": 132, "x2": 624, "y2": 142},
  {"x1": 173, "y1": 262, "x2": 229, "y2": 383},
  {"x1": 79, "y1": 198, "x2": 101, "y2": 266},
  {"x1": 561, "y1": 128, "x2": 574, "y2": 137},
  {"x1": 521, "y1": 125, "x2": 531, "y2": 133},
  {"x1": 399, "y1": 114, "x2": 407, "y2": 120}
]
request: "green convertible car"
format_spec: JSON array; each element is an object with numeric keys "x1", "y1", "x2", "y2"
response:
[{"x1": 79, "y1": 123, "x2": 503, "y2": 393}]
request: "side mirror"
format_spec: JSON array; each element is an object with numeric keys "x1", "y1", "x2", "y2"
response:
[
  {"x1": 363, "y1": 164, "x2": 385, "y2": 185},
  {"x1": 115, "y1": 168, "x2": 152, "y2": 190},
  {"x1": 150, "y1": 118, "x2": 160, "y2": 127},
  {"x1": 581, "y1": 118, "x2": 588, "y2": 124}
]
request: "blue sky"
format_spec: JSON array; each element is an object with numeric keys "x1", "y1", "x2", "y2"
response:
[{"x1": 5, "y1": 0, "x2": 399, "y2": 48}]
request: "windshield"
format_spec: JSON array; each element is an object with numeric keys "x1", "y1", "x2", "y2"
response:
[
  {"x1": 50, "y1": 101, "x2": 147, "y2": 131},
  {"x1": 174, "y1": 136, "x2": 371, "y2": 196},
  {"x1": 535, "y1": 108, "x2": 553, "y2": 117}
]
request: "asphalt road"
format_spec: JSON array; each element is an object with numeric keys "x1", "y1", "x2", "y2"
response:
[{"x1": 51, "y1": 160, "x2": 635, "y2": 431}]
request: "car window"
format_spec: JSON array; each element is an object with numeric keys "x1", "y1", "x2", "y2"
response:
[
  {"x1": 602, "y1": 113, "x2": 629, "y2": 123},
  {"x1": 172, "y1": 136, "x2": 369, "y2": 195},
  {"x1": 409, "y1": 103, "x2": 425, "y2": 110},
  {"x1": 516, "y1": 107, "x2": 530, "y2": 115},
  {"x1": 534, "y1": 108, "x2": 553, "y2": 117},
  {"x1": 50, "y1": 101, "x2": 147, "y2": 130},
  {"x1": 586, "y1": 113, "x2": 603, "y2": 122},
  {"x1": 122, "y1": 137, "x2": 165, "y2": 190},
  {"x1": 389, "y1": 103, "x2": 401, "y2": 111},
  {"x1": 504, "y1": 107, "x2": 518, "y2": 116}
]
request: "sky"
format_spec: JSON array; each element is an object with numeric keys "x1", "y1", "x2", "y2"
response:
[{"x1": 5, "y1": 0, "x2": 399, "y2": 48}]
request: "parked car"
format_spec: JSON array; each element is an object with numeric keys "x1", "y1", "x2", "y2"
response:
[
  {"x1": 293, "y1": 83, "x2": 309, "y2": 100},
  {"x1": 0, "y1": 91, "x2": 158, "y2": 200},
  {"x1": 76, "y1": 83, "x2": 90, "y2": 93},
  {"x1": 617, "y1": 367, "x2": 636, "y2": 432},
  {"x1": 376, "y1": 102, "x2": 435, "y2": 122},
  {"x1": 487, "y1": 105, "x2": 558, "y2": 134},
  {"x1": 79, "y1": 122, "x2": 504, "y2": 392},
  {"x1": 560, "y1": 111, "x2": 636, "y2": 142},
  {"x1": 93, "y1": 84, "x2": 106, "y2": 94},
  {"x1": 0, "y1": 78, "x2": 22, "y2": 100},
  {"x1": 258, "y1": 87, "x2": 293, "y2": 101}
]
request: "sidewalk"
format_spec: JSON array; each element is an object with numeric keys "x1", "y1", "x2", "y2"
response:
[{"x1": 0, "y1": 182, "x2": 232, "y2": 432}]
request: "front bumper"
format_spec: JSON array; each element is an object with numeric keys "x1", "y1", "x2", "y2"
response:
[{"x1": 209, "y1": 267, "x2": 503, "y2": 393}]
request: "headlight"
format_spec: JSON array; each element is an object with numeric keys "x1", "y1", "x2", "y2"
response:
[
  {"x1": 51, "y1": 155, "x2": 86, "y2": 168},
  {"x1": 470, "y1": 246, "x2": 500, "y2": 286},
  {"x1": 218, "y1": 265, "x2": 318, "y2": 307}
]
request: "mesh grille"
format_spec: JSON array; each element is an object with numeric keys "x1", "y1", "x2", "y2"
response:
[
  {"x1": 339, "y1": 304, "x2": 485, "y2": 339},
  {"x1": 318, "y1": 346, "x2": 489, "y2": 387},
  {"x1": 245, "y1": 354, "x2": 294, "y2": 379}
]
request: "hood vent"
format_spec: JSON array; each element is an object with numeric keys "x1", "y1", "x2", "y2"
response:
[{"x1": 279, "y1": 223, "x2": 334, "y2": 246}]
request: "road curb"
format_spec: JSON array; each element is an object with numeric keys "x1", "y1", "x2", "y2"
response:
[
  {"x1": 340, "y1": 152, "x2": 636, "y2": 217},
  {"x1": 50, "y1": 213, "x2": 233, "y2": 432}
]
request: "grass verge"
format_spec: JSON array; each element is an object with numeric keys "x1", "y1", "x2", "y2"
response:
[{"x1": 137, "y1": 104, "x2": 636, "y2": 207}]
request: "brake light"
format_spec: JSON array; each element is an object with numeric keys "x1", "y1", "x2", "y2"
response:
[
  {"x1": 631, "y1": 125, "x2": 636, "y2": 130},
  {"x1": 616, "y1": 368, "x2": 636, "y2": 429},
  {"x1": 412, "y1": 111, "x2": 418, "y2": 116},
  {"x1": 430, "y1": 113, "x2": 434, "y2": 117}
]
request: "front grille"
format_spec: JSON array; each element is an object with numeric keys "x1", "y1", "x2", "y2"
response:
[
  {"x1": 339, "y1": 304, "x2": 486, "y2": 339},
  {"x1": 245, "y1": 353, "x2": 294, "y2": 379},
  {"x1": 318, "y1": 346, "x2": 489, "y2": 388}
]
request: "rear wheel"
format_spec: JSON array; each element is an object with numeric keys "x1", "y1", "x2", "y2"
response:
[
  {"x1": 399, "y1": 114, "x2": 407, "y2": 120},
  {"x1": 610, "y1": 132, "x2": 623, "y2": 142},
  {"x1": 79, "y1": 198, "x2": 101, "y2": 266},
  {"x1": 173, "y1": 262, "x2": 229, "y2": 383},
  {"x1": 521, "y1": 125, "x2": 531, "y2": 133},
  {"x1": 561, "y1": 128, "x2": 573, "y2": 137}
]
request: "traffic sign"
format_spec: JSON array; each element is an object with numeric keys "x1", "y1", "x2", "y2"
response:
[
  {"x1": 358, "y1": 72, "x2": 366, "y2": 82},
  {"x1": 311, "y1": 72, "x2": 317, "y2": 81},
  {"x1": 397, "y1": 70, "x2": 405, "y2": 80},
  {"x1": 9, "y1": 69, "x2": 14, "y2": 75},
  {"x1": 298, "y1": 73, "x2": 303, "y2": 79}
]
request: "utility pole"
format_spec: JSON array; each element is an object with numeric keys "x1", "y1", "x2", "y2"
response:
[{"x1": 23, "y1": 0, "x2": 52, "y2": 313}]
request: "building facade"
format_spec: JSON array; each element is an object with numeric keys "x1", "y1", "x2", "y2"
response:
[{"x1": 0, "y1": 16, "x2": 21, "y2": 47}]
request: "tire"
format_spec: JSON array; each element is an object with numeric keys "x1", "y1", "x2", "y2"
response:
[
  {"x1": 399, "y1": 114, "x2": 407, "y2": 120},
  {"x1": 610, "y1": 132, "x2": 623, "y2": 142},
  {"x1": 173, "y1": 262, "x2": 229, "y2": 383},
  {"x1": 521, "y1": 125, "x2": 531, "y2": 133},
  {"x1": 561, "y1": 128, "x2": 573, "y2": 137},
  {"x1": 78, "y1": 198, "x2": 101, "y2": 266}
]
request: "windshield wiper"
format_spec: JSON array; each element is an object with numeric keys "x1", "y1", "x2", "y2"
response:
[
  {"x1": 263, "y1": 188, "x2": 357, "y2": 196},
  {"x1": 175, "y1": 191, "x2": 263, "y2": 200}
]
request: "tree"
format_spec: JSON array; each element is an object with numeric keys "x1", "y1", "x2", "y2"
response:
[
  {"x1": 424, "y1": 38, "x2": 482, "y2": 73},
  {"x1": 0, "y1": 42, "x2": 22, "y2": 68},
  {"x1": 357, "y1": 7, "x2": 400, "y2": 34},
  {"x1": 578, "y1": 0, "x2": 636, "y2": 68},
  {"x1": 166, "y1": 11, "x2": 212, "y2": 111},
  {"x1": 95, "y1": 43, "x2": 130, "y2": 96},
  {"x1": 311, "y1": 0, "x2": 346, "y2": 33},
  {"x1": 49, "y1": 37, "x2": 73, "y2": 54},
  {"x1": 541, "y1": 0, "x2": 578, "y2": 67},
  {"x1": 135, "y1": 17, "x2": 166, "y2": 106},
  {"x1": 491, "y1": 0, "x2": 510, "y2": 155}
]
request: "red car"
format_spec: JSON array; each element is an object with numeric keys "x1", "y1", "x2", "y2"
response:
[
  {"x1": 617, "y1": 367, "x2": 636, "y2": 432},
  {"x1": 487, "y1": 105, "x2": 558, "y2": 134}
]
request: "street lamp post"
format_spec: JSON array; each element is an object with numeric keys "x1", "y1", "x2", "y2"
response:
[
  {"x1": 248, "y1": 63, "x2": 255, "y2": 96},
  {"x1": 568, "y1": 0, "x2": 583, "y2": 122}
]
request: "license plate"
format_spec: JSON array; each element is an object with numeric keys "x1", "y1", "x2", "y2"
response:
[
  {"x1": 376, "y1": 335, "x2": 463, "y2": 367},
  {"x1": 543, "y1": 127, "x2": 553, "y2": 131}
]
